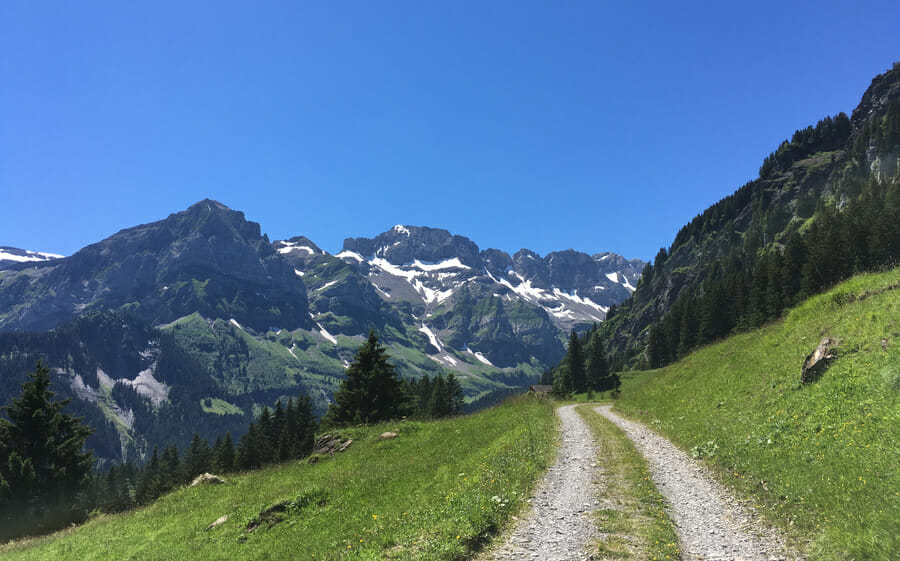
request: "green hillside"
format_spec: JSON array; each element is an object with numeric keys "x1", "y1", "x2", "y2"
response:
[
  {"x1": 615, "y1": 267, "x2": 900, "y2": 560},
  {"x1": 1, "y1": 397, "x2": 556, "y2": 561}
]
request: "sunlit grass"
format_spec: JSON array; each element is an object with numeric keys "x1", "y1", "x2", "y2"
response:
[
  {"x1": 616, "y1": 267, "x2": 900, "y2": 560},
  {"x1": 1, "y1": 396, "x2": 557, "y2": 561}
]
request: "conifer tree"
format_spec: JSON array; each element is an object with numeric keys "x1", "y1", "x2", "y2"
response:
[
  {"x1": 324, "y1": 330, "x2": 406, "y2": 425},
  {"x1": 428, "y1": 375, "x2": 451, "y2": 418},
  {"x1": 0, "y1": 361, "x2": 94, "y2": 538},
  {"x1": 183, "y1": 433, "x2": 211, "y2": 480},
  {"x1": 160, "y1": 444, "x2": 181, "y2": 488},
  {"x1": 586, "y1": 331, "x2": 610, "y2": 392},
  {"x1": 236, "y1": 421, "x2": 261, "y2": 470},
  {"x1": 216, "y1": 432, "x2": 235, "y2": 472},
  {"x1": 552, "y1": 364, "x2": 574, "y2": 397},
  {"x1": 446, "y1": 372, "x2": 465, "y2": 415},
  {"x1": 565, "y1": 330, "x2": 586, "y2": 393},
  {"x1": 136, "y1": 447, "x2": 161, "y2": 504}
]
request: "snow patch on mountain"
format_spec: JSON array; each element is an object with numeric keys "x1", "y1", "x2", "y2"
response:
[
  {"x1": 317, "y1": 324, "x2": 338, "y2": 345},
  {"x1": 466, "y1": 347, "x2": 494, "y2": 366},
  {"x1": 0, "y1": 247, "x2": 64, "y2": 263},
  {"x1": 316, "y1": 280, "x2": 340, "y2": 291},
  {"x1": 371, "y1": 257, "x2": 419, "y2": 281},
  {"x1": 430, "y1": 353, "x2": 459, "y2": 367},
  {"x1": 552, "y1": 288, "x2": 609, "y2": 315},
  {"x1": 409, "y1": 258, "x2": 470, "y2": 271},
  {"x1": 418, "y1": 323, "x2": 444, "y2": 352},
  {"x1": 336, "y1": 250, "x2": 364, "y2": 262}
]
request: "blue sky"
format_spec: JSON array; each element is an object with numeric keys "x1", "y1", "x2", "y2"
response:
[{"x1": 2, "y1": 1, "x2": 899, "y2": 261}]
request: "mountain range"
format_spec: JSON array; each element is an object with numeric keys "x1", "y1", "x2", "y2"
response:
[{"x1": 0, "y1": 205, "x2": 642, "y2": 464}]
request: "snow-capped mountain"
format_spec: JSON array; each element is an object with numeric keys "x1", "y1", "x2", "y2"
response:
[
  {"x1": 0, "y1": 246, "x2": 63, "y2": 270},
  {"x1": 274, "y1": 224, "x2": 644, "y2": 372},
  {"x1": 1, "y1": 202, "x2": 643, "y2": 465},
  {"x1": 335, "y1": 225, "x2": 644, "y2": 329}
]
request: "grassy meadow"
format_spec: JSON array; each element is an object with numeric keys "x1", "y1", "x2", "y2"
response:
[
  {"x1": 615, "y1": 267, "x2": 900, "y2": 560},
  {"x1": 1, "y1": 396, "x2": 557, "y2": 561}
]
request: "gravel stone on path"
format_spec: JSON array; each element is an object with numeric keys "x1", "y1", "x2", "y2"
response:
[
  {"x1": 596, "y1": 405, "x2": 800, "y2": 561},
  {"x1": 487, "y1": 404, "x2": 601, "y2": 561}
]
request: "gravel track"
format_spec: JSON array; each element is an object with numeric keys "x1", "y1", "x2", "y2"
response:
[
  {"x1": 596, "y1": 405, "x2": 797, "y2": 561},
  {"x1": 486, "y1": 404, "x2": 600, "y2": 561}
]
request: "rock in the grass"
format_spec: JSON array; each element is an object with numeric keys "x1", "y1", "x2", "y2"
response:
[
  {"x1": 379, "y1": 431, "x2": 398, "y2": 440},
  {"x1": 205, "y1": 515, "x2": 229, "y2": 531},
  {"x1": 190, "y1": 472, "x2": 227, "y2": 487},
  {"x1": 312, "y1": 433, "x2": 353, "y2": 455},
  {"x1": 801, "y1": 337, "x2": 838, "y2": 384}
]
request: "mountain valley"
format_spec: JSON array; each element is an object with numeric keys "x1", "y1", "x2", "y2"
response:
[{"x1": 0, "y1": 205, "x2": 643, "y2": 464}]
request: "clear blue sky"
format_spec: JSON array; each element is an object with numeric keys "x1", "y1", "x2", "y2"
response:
[{"x1": 2, "y1": 1, "x2": 898, "y2": 261}]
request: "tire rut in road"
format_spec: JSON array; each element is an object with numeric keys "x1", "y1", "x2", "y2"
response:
[
  {"x1": 486, "y1": 404, "x2": 600, "y2": 561},
  {"x1": 596, "y1": 405, "x2": 799, "y2": 561}
]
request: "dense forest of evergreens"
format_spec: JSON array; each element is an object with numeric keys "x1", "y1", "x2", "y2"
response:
[
  {"x1": 542, "y1": 326, "x2": 620, "y2": 397},
  {"x1": 644, "y1": 175, "x2": 899, "y2": 368}
]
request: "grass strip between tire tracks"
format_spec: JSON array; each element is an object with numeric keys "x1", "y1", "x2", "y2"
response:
[{"x1": 576, "y1": 404, "x2": 681, "y2": 561}]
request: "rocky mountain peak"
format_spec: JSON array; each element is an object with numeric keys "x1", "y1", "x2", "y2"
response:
[
  {"x1": 0, "y1": 200, "x2": 311, "y2": 333},
  {"x1": 852, "y1": 61, "x2": 900, "y2": 125},
  {"x1": 343, "y1": 225, "x2": 483, "y2": 268}
]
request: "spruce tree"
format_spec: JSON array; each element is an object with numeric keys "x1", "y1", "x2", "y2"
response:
[
  {"x1": 552, "y1": 364, "x2": 574, "y2": 397},
  {"x1": 217, "y1": 432, "x2": 235, "y2": 472},
  {"x1": 183, "y1": 434, "x2": 211, "y2": 480},
  {"x1": 586, "y1": 331, "x2": 610, "y2": 392},
  {"x1": 428, "y1": 375, "x2": 451, "y2": 418},
  {"x1": 324, "y1": 330, "x2": 406, "y2": 425},
  {"x1": 0, "y1": 361, "x2": 94, "y2": 538},
  {"x1": 446, "y1": 372, "x2": 465, "y2": 415},
  {"x1": 292, "y1": 395, "x2": 317, "y2": 458},
  {"x1": 565, "y1": 330, "x2": 586, "y2": 393}
]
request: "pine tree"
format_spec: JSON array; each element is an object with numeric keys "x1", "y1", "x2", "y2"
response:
[
  {"x1": 552, "y1": 364, "x2": 574, "y2": 397},
  {"x1": 586, "y1": 331, "x2": 610, "y2": 392},
  {"x1": 236, "y1": 421, "x2": 261, "y2": 470},
  {"x1": 135, "y1": 447, "x2": 161, "y2": 504},
  {"x1": 428, "y1": 375, "x2": 451, "y2": 418},
  {"x1": 160, "y1": 444, "x2": 181, "y2": 488},
  {"x1": 565, "y1": 330, "x2": 586, "y2": 393},
  {"x1": 292, "y1": 395, "x2": 317, "y2": 458},
  {"x1": 183, "y1": 433, "x2": 211, "y2": 480},
  {"x1": 446, "y1": 372, "x2": 465, "y2": 415},
  {"x1": 324, "y1": 330, "x2": 406, "y2": 425},
  {"x1": 0, "y1": 361, "x2": 94, "y2": 539},
  {"x1": 216, "y1": 432, "x2": 235, "y2": 472}
]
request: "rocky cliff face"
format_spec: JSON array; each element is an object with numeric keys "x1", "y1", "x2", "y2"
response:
[
  {"x1": 331, "y1": 225, "x2": 644, "y2": 368},
  {"x1": 0, "y1": 200, "x2": 312, "y2": 333}
]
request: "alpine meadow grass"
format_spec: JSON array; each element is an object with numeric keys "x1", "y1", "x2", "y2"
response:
[
  {"x1": 1, "y1": 396, "x2": 557, "y2": 561},
  {"x1": 615, "y1": 267, "x2": 900, "y2": 560}
]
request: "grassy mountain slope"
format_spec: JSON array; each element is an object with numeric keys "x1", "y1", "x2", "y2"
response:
[
  {"x1": 614, "y1": 267, "x2": 900, "y2": 560},
  {"x1": 1, "y1": 397, "x2": 556, "y2": 561}
]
